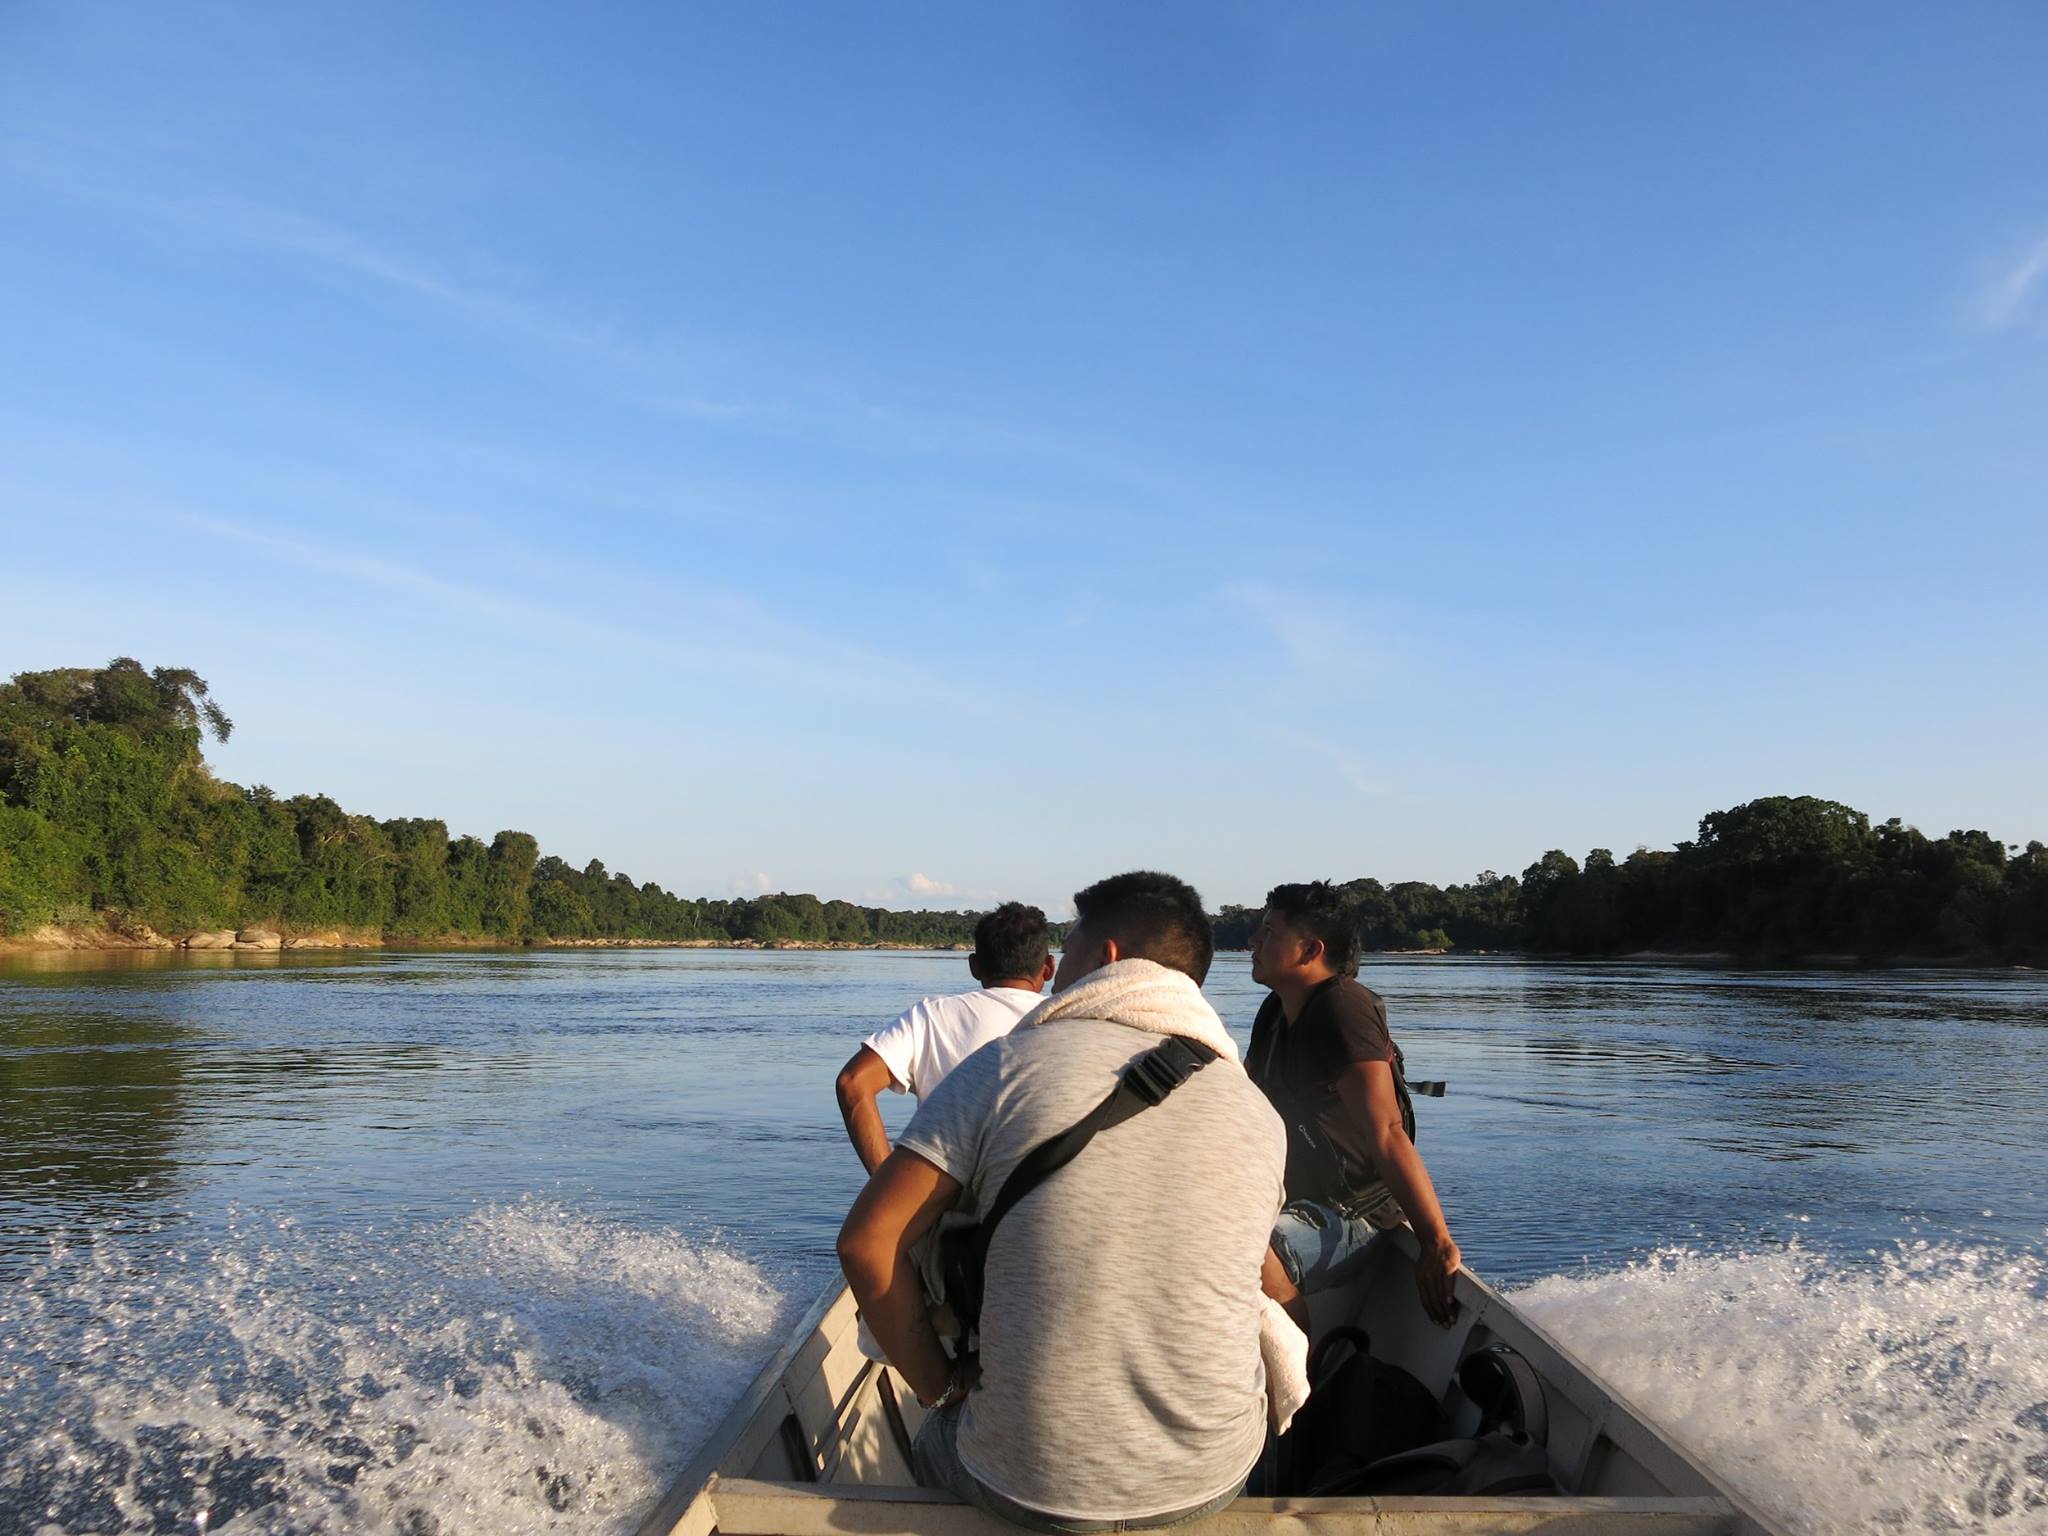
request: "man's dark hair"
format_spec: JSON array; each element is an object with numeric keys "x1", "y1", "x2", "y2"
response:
[
  {"x1": 1071, "y1": 871, "x2": 1214, "y2": 984},
  {"x1": 973, "y1": 902, "x2": 1051, "y2": 981},
  {"x1": 1264, "y1": 880, "x2": 1363, "y2": 977}
]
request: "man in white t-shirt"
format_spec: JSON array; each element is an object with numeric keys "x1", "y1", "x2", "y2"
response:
[{"x1": 835, "y1": 902, "x2": 1054, "y2": 1172}]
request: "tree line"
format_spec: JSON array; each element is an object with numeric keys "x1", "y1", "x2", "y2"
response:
[
  {"x1": 0, "y1": 661, "x2": 983, "y2": 945},
  {"x1": 1211, "y1": 796, "x2": 2046, "y2": 963},
  {"x1": 3, "y1": 661, "x2": 2042, "y2": 962}
]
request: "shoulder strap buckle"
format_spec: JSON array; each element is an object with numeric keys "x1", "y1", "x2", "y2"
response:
[{"x1": 1123, "y1": 1035, "x2": 1218, "y2": 1105}]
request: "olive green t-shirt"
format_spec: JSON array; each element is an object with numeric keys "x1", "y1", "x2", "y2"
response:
[{"x1": 1245, "y1": 975, "x2": 1409, "y2": 1206}]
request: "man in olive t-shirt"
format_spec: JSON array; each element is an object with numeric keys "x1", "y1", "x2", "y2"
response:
[{"x1": 1246, "y1": 881, "x2": 1463, "y2": 1328}]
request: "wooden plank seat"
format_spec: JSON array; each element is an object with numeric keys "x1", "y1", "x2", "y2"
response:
[{"x1": 706, "y1": 1478, "x2": 1743, "y2": 1536}]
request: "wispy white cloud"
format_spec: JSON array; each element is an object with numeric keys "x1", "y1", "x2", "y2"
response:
[
  {"x1": 2, "y1": 132, "x2": 629, "y2": 361},
  {"x1": 173, "y1": 509, "x2": 555, "y2": 631},
  {"x1": 729, "y1": 871, "x2": 777, "y2": 897},
  {"x1": 1224, "y1": 582, "x2": 1395, "y2": 681},
  {"x1": 1970, "y1": 233, "x2": 2048, "y2": 332},
  {"x1": 651, "y1": 394, "x2": 760, "y2": 425},
  {"x1": 4, "y1": 131, "x2": 1147, "y2": 482},
  {"x1": 1216, "y1": 584, "x2": 1401, "y2": 799},
  {"x1": 1286, "y1": 734, "x2": 1392, "y2": 798},
  {"x1": 154, "y1": 506, "x2": 989, "y2": 715}
]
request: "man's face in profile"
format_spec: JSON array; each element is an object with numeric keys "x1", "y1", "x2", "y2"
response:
[{"x1": 1248, "y1": 908, "x2": 1308, "y2": 988}]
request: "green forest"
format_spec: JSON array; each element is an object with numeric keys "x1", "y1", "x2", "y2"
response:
[
  {"x1": 3, "y1": 660, "x2": 2043, "y2": 962},
  {"x1": 1210, "y1": 797, "x2": 2048, "y2": 963},
  {"x1": 0, "y1": 661, "x2": 983, "y2": 947}
]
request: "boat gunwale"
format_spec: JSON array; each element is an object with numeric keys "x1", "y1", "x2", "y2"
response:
[
  {"x1": 1384, "y1": 1228, "x2": 1776, "y2": 1532},
  {"x1": 635, "y1": 1281, "x2": 852, "y2": 1536},
  {"x1": 639, "y1": 1240, "x2": 1782, "y2": 1536}
]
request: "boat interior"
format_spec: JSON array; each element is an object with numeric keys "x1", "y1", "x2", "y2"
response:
[{"x1": 638, "y1": 1228, "x2": 1778, "y2": 1536}]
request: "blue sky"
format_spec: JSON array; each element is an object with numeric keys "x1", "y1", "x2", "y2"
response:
[{"x1": 3, "y1": 3, "x2": 2044, "y2": 915}]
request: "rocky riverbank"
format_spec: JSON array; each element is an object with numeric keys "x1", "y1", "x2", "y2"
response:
[
  {"x1": 0, "y1": 921, "x2": 387, "y2": 953},
  {"x1": 0, "y1": 921, "x2": 967, "y2": 954}
]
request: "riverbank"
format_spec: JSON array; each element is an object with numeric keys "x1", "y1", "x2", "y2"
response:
[
  {"x1": 0, "y1": 920, "x2": 968, "y2": 955},
  {"x1": 0, "y1": 921, "x2": 2027, "y2": 969}
]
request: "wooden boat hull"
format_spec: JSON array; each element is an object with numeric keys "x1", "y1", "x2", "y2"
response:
[{"x1": 639, "y1": 1229, "x2": 1784, "y2": 1536}]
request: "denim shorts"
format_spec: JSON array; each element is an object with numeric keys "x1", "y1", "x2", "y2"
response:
[
  {"x1": 1270, "y1": 1199, "x2": 1383, "y2": 1294},
  {"x1": 912, "y1": 1401, "x2": 1246, "y2": 1533}
]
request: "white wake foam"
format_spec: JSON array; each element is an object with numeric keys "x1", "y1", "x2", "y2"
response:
[
  {"x1": 1514, "y1": 1241, "x2": 2048, "y2": 1535},
  {"x1": 0, "y1": 1203, "x2": 790, "y2": 1535},
  {"x1": 12, "y1": 1215, "x2": 2042, "y2": 1536}
]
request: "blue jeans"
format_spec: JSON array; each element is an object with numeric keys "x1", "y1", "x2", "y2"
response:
[
  {"x1": 912, "y1": 1401, "x2": 1246, "y2": 1533},
  {"x1": 1270, "y1": 1199, "x2": 1382, "y2": 1294}
]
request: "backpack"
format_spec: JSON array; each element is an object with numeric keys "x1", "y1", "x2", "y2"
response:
[
  {"x1": 1265, "y1": 1327, "x2": 1442, "y2": 1496},
  {"x1": 1273, "y1": 1333, "x2": 1558, "y2": 1499}
]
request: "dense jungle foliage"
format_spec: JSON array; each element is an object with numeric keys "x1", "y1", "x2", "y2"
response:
[
  {"x1": 0, "y1": 660, "x2": 982, "y2": 945},
  {"x1": 4, "y1": 661, "x2": 2042, "y2": 961},
  {"x1": 1211, "y1": 794, "x2": 2048, "y2": 962}
]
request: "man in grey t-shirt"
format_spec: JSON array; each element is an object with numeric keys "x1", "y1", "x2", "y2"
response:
[{"x1": 837, "y1": 872, "x2": 1285, "y2": 1533}]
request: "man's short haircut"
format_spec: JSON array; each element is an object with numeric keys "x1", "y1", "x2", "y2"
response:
[
  {"x1": 1264, "y1": 880, "x2": 1363, "y2": 977},
  {"x1": 974, "y1": 901, "x2": 1051, "y2": 981},
  {"x1": 1071, "y1": 871, "x2": 1214, "y2": 984}
]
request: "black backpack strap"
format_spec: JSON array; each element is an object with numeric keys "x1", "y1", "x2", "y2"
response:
[{"x1": 968, "y1": 1035, "x2": 1218, "y2": 1282}]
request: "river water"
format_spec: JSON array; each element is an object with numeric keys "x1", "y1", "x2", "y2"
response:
[{"x1": 2, "y1": 949, "x2": 2044, "y2": 1535}]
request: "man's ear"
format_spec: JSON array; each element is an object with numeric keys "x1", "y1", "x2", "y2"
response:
[
  {"x1": 967, "y1": 952, "x2": 985, "y2": 983},
  {"x1": 1038, "y1": 954, "x2": 1056, "y2": 983},
  {"x1": 1100, "y1": 936, "x2": 1123, "y2": 967}
]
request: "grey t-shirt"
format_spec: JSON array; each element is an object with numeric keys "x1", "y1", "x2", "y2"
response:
[{"x1": 898, "y1": 1017, "x2": 1286, "y2": 1522}]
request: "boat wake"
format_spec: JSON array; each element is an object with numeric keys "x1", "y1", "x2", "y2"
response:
[
  {"x1": 8, "y1": 1213, "x2": 2043, "y2": 1536},
  {"x1": 0, "y1": 1203, "x2": 789, "y2": 1536},
  {"x1": 1514, "y1": 1239, "x2": 2048, "y2": 1535}
]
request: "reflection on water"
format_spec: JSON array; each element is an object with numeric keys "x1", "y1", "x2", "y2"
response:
[
  {"x1": 0, "y1": 1014, "x2": 192, "y2": 1257},
  {"x1": 3, "y1": 949, "x2": 2043, "y2": 1287}
]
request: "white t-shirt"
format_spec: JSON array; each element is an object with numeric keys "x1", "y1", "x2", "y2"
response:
[{"x1": 862, "y1": 986, "x2": 1042, "y2": 1100}]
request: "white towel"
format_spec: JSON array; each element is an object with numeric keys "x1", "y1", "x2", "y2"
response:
[{"x1": 1259, "y1": 1295, "x2": 1311, "y2": 1434}]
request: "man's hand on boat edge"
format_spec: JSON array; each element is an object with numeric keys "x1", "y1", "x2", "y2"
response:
[
  {"x1": 1415, "y1": 1232, "x2": 1463, "y2": 1328},
  {"x1": 1338, "y1": 1060, "x2": 1464, "y2": 1328}
]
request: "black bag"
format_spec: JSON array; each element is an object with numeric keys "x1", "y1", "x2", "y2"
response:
[
  {"x1": 1309, "y1": 1340, "x2": 1558, "y2": 1498},
  {"x1": 1327, "y1": 1433, "x2": 1556, "y2": 1497},
  {"x1": 935, "y1": 1035, "x2": 1217, "y2": 1335},
  {"x1": 1266, "y1": 1327, "x2": 1443, "y2": 1496}
]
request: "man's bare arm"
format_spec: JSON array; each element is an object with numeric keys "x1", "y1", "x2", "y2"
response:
[
  {"x1": 1260, "y1": 1244, "x2": 1308, "y2": 1333},
  {"x1": 834, "y1": 1046, "x2": 898, "y2": 1174},
  {"x1": 1336, "y1": 1059, "x2": 1463, "y2": 1327},
  {"x1": 836, "y1": 1148, "x2": 963, "y2": 1404}
]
